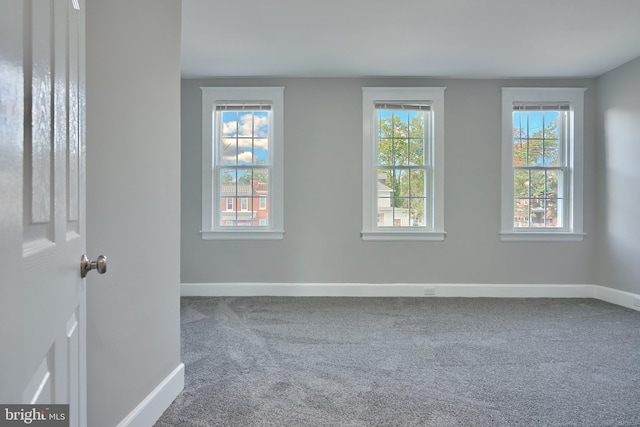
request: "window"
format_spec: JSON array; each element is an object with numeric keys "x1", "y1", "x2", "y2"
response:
[
  {"x1": 500, "y1": 88, "x2": 585, "y2": 241},
  {"x1": 201, "y1": 87, "x2": 284, "y2": 240},
  {"x1": 361, "y1": 87, "x2": 446, "y2": 241}
]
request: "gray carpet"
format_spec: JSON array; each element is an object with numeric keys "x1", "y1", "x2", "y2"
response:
[{"x1": 156, "y1": 297, "x2": 640, "y2": 426}]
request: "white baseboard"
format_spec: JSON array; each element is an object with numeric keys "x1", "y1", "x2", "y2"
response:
[
  {"x1": 117, "y1": 363, "x2": 184, "y2": 427},
  {"x1": 181, "y1": 283, "x2": 640, "y2": 311},
  {"x1": 593, "y1": 285, "x2": 640, "y2": 311}
]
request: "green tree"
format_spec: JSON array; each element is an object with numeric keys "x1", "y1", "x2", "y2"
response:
[
  {"x1": 236, "y1": 161, "x2": 269, "y2": 185},
  {"x1": 377, "y1": 112, "x2": 426, "y2": 225},
  {"x1": 513, "y1": 117, "x2": 560, "y2": 225},
  {"x1": 221, "y1": 170, "x2": 234, "y2": 184}
]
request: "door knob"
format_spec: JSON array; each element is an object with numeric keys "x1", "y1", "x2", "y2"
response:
[{"x1": 81, "y1": 254, "x2": 107, "y2": 278}]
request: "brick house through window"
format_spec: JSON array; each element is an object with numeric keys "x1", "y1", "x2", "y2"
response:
[{"x1": 220, "y1": 180, "x2": 269, "y2": 227}]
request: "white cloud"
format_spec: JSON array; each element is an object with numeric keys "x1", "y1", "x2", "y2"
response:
[
  {"x1": 222, "y1": 113, "x2": 269, "y2": 140},
  {"x1": 236, "y1": 152, "x2": 255, "y2": 163},
  {"x1": 222, "y1": 151, "x2": 255, "y2": 164},
  {"x1": 222, "y1": 121, "x2": 238, "y2": 136},
  {"x1": 222, "y1": 137, "x2": 268, "y2": 150}
]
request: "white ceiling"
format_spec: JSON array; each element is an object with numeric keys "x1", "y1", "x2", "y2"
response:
[{"x1": 181, "y1": 0, "x2": 640, "y2": 79}]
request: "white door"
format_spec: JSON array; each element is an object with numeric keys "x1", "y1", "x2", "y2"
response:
[{"x1": 0, "y1": 1, "x2": 90, "y2": 425}]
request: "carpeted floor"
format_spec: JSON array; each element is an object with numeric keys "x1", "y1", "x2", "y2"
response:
[{"x1": 156, "y1": 297, "x2": 640, "y2": 426}]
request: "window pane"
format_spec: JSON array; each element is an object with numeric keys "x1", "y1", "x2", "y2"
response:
[
  {"x1": 409, "y1": 199, "x2": 425, "y2": 227},
  {"x1": 542, "y1": 111, "x2": 559, "y2": 140},
  {"x1": 528, "y1": 170, "x2": 545, "y2": 198},
  {"x1": 529, "y1": 197, "x2": 545, "y2": 226},
  {"x1": 220, "y1": 111, "x2": 238, "y2": 165},
  {"x1": 237, "y1": 142, "x2": 253, "y2": 165},
  {"x1": 220, "y1": 197, "x2": 235, "y2": 226},
  {"x1": 378, "y1": 139, "x2": 393, "y2": 166},
  {"x1": 220, "y1": 110, "x2": 270, "y2": 166},
  {"x1": 219, "y1": 169, "x2": 238, "y2": 227},
  {"x1": 527, "y1": 140, "x2": 543, "y2": 167},
  {"x1": 512, "y1": 111, "x2": 527, "y2": 167},
  {"x1": 254, "y1": 171, "x2": 269, "y2": 227},
  {"x1": 394, "y1": 110, "x2": 410, "y2": 127},
  {"x1": 409, "y1": 170, "x2": 425, "y2": 198},
  {"x1": 544, "y1": 170, "x2": 560, "y2": 199},
  {"x1": 512, "y1": 137, "x2": 527, "y2": 167},
  {"x1": 221, "y1": 111, "x2": 238, "y2": 136},
  {"x1": 513, "y1": 111, "x2": 562, "y2": 167},
  {"x1": 409, "y1": 169, "x2": 426, "y2": 227},
  {"x1": 220, "y1": 137, "x2": 237, "y2": 165},
  {"x1": 393, "y1": 138, "x2": 409, "y2": 166},
  {"x1": 513, "y1": 170, "x2": 530, "y2": 200},
  {"x1": 544, "y1": 197, "x2": 561, "y2": 228},
  {"x1": 377, "y1": 110, "x2": 415, "y2": 167},
  {"x1": 513, "y1": 111, "x2": 526, "y2": 135},
  {"x1": 377, "y1": 169, "x2": 393, "y2": 227},
  {"x1": 392, "y1": 198, "x2": 410, "y2": 227},
  {"x1": 514, "y1": 198, "x2": 530, "y2": 228},
  {"x1": 505, "y1": 90, "x2": 582, "y2": 236},
  {"x1": 393, "y1": 169, "x2": 408, "y2": 198},
  {"x1": 236, "y1": 168, "x2": 252, "y2": 186},
  {"x1": 377, "y1": 197, "x2": 393, "y2": 226},
  {"x1": 408, "y1": 138, "x2": 424, "y2": 166},
  {"x1": 391, "y1": 170, "x2": 410, "y2": 227},
  {"x1": 219, "y1": 168, "x2": 236, "y2": 186},
  {"x1": 408, "y1": 112, "x2": 424, "y2": 139},
  {"x1": 511, "y1": 111, "x2": 567, "y2": 229},
  {"x1": 513, "y1": 169, "x2": 565, "y2": 229},
  {"x1": 218, "y1": 174, "x2": 269, "y2": 228},
  {"x1": 253, "y1": 111, "x2": 270, "y2": 165},
  {"x1": 376, "y1": 167, "x2": 429, "y2": 228},
  {"x1": 543, "y1": 137, "x2": 560, "y2": 166}
]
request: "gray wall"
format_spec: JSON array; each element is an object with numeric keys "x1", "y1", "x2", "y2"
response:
[
  {"x1": 595, "y1": 57, "x2": 640, "y2": 294},
  {"x1": 182, "y1": 78, "x2": 597, "y2": 284},
  {"x1": 86, "y1": 1, "x2": 181, "y2": 425}
]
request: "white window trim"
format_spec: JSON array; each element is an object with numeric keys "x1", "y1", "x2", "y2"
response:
[
  {"x1": 500, "y1": 87, "x2": 586, "y2": 242},
  {"x1": 361, "y1": 87, "x2": 446, "y2": 242},
  {"x1": 201, "y1": 87, "x2": 285, "y2": 240}
]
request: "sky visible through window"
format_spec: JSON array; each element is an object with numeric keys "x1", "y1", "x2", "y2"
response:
[
  {"x1": 220, "y1": 110, "x2": 269, "y2": 183},
  {"x1": 376, "y1": 108, "x2": 427, "y2": 227},
  {"x1": 513, "y1": 111, "x2": 559, "y2": 166},
  {"x1": 512, "y1": 110, "x2": 564, "y2": 228}
]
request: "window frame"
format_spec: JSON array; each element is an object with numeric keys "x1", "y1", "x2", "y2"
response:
[
  {"x1": 201, "y1": 87, "x2": 285, "y2": 240},
  {"x1": 361, "y1": 87, "x2": 446, "y2": 241},
  {"x1": 500, "y1": 87, "x2": 586, "y2": 242}
]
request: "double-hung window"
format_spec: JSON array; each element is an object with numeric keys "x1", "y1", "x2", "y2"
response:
[
  {"x1": 500, "y1": 88, "x2": 585, "y2": 241},
  {"x1": 362, "y1": 87, "x2": 446, "y2": 241},
  {"x1": 201, "y1": 87, "x2": 284, "y2": 240}
]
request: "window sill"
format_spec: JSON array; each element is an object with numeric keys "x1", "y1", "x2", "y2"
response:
[
  {"x1": 361, "y1": 230, "x2": 446, "y2": 242},
  {"x1": 201, "y1": 230, "x2": 284, "y2": 241},
  {"x1": 499, "y1": 231, "x2": 585, "y2": 242}
]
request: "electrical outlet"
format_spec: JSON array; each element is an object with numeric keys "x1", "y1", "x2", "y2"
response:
[
  {"x1": 423, "y1": 287, "x2": 436, "y2": 296},
  {"x1": 633, "y1": 298, "x2": 640, "y2": 308}
]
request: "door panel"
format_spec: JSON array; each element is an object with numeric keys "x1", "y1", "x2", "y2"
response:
[{"x1": 0, "y1": 1, "x2": 86, "y2": 425}]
